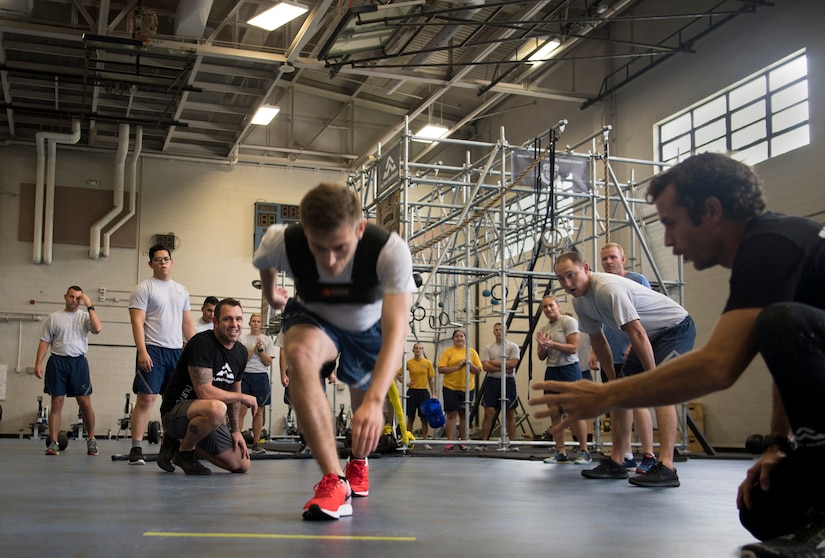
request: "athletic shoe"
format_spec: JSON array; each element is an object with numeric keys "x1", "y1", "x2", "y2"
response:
[
  {"x1": 581, "y1": 458, "x2": 629, "y2": 479},
  {"x1": 574, "y1": 450, "x2": 592, "y2": 464},
  {"x1": 741, "y1": 515, "x2": 825, "y2": 557},
  {"x1": 423, "y1": 444, "x2": 433, "y2": 450},
  {"x1": 45, "y1": 441, "x2": 60, "y2": 456},
  {"x1": 172, "y1": 450, "x2": 212, "y2": 475},
  {"x1": 636, "y1": 453, "x2": 657, "y2": 474},
  {"x1": 444, "y1": 444, "x2": 455, "y2": 452},
  {"x1": 509, "y1": 446, "x2": 520, "y2": 453},
  {"x1": 459, "y1": 444, "x2": 469, "y2": 452},
  {"x1": 128, "y1": 446, "x2": 145, "y2": 465},
  {"x1": 628, "y1": 462, "x2": 680, "y2": 488},
  {"x1": 157, "y1": 434, "x2": 179, "y2": 472},
  {"x1": 249, "y1": 444, "x2": 266, "y2": 455},
  {"x1": 86, "y1": 438, "x2": 99, "y2": 456},
  {"x1": 302, "y1": 474, "x2": 353, "y2": 520},
  {"x1": 624, "y1": 456, "x2": 638, "y2": 470},
  {"x1": 544, "y1": 451, "x2": 570, "y2": 464},
  {"x1": 475, "y1": 445, "x2": 487, "y2": 452},
  {"x1": 345, "y1": 458, "x2": 369, "y2": 497}
]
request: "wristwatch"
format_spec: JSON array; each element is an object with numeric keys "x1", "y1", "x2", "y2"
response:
[
  {"x1": 761, "y1": 435, "x2": 795, "y2": 454},
  {"x1": 86, "y1": 306, "x2": 95, "y2": 311}
]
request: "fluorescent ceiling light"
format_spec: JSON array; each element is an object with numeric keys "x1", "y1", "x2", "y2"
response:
[
  {"x1": 515, "y1": 38, "x2": 561, "y2": 65},
  {"x1": 415, "y1": 124, "x2": 449, "y2": 141},
  {"x1": 251, "y1": 105, "x2": 280, "y2": 125},
  {"x1": 248, "y1": 2, "x2": 308, "y2": 31},
  {"x1": 529, "y1": 39, "x2": 561, "y2": 61}
]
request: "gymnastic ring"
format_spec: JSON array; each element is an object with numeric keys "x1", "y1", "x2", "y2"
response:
[
  {"x1": 428, "y1": 315, "x2": 437, "y2": 329},
  {"x1": 438, "y1": 312, "x2": 450, "y2": 326},
  {"x1": 489, "y1": 283, "x2": 503, "y2": 302},
  {"x1": 540, "y1": 228, "x2": 562, "y2": 249},
  {"x1": 412, "y1": 305, "x2": 426, "y2": 322}
]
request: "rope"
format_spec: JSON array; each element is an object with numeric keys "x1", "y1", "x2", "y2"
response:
[{"x1": 603, "y1": 143, "x2": 610, "y2": 244}]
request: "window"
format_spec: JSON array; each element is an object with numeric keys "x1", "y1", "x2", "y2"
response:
[{"x1": 656, "y1": 50, "x2": 809, "y2": 166}]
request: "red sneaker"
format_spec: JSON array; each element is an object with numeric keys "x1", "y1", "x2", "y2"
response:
[
  {"x1": 302, "y1": 474, "x2": 353, "y2": 520},
  {"x1": 345, "y1": 457, "x2": 369, "y2": 497}
]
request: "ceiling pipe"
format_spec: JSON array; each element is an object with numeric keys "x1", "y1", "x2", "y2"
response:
[
  {"x1": 102, "y1": 125, "x2": 141, "y2": 258},
  {"x1": 32, "y1": 133, "x2": 46, "y2": 264},
  {"x1": 39, "y1": 119, "x2": 81, "y2": 265},
  {"x1": 89, "y1": 123, "x2": 129, "y2": 260}
]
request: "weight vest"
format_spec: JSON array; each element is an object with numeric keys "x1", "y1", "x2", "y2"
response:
[{"x1": 284, "y1": 223, "x2": 390, "y2": 304}]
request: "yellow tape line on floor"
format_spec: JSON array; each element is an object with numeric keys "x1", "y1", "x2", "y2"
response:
[{"x1": 144, "y1": 532, "x2": 415, "y2": 542}]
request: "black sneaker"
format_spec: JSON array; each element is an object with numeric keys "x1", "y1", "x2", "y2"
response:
[
  {"x1": 581, "y1": 458, "x2": 629, "y2": 479},
  {"x1": 157, "y1": 434, "x2": 179, "y2": 472},
  {"x1": 628, "y1": 462, "x2": 680, "y2": 488},
  {"x1": 741, "y1": 515, "x2": 825, "y2": 557},
  {"x1": 128, "y1": 446, "x2": 145, "y2": 465},
  {"x1": 172, "y1": 450, "x2": 212, "y2": 475}
]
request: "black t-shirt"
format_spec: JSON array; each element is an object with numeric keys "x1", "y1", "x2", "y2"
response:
[
  {"x1": 160, "y1": 330, "x2": 248, "y2": 415},
  {"x1": 725, "y1": 212, "x2": 825, "y2": 313}
]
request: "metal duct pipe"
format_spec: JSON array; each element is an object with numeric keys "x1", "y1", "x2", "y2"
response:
[
  {"x1": 90, "y1": 123, "x2": 129, "y2": 259},
  {"x1": 41, "y1": 120, "x2": 81, "y2": 265},
  {"x1": 102, "y1": 125, "x2": 141, "y2": 257}
]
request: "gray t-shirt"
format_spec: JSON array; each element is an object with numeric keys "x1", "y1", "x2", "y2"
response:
[
  {"x1": 41, "y1": 310, "x2": 94, "y2": 357},
  {"x1": 482, "y1": 339, "x2": 521, "y2": 378},
  {"x1": 129, "y1": 277, "x2": 191, "y2": 348},
  {"x1": 573, "y1": 272, "x2": 687, "y2": 337},
  {"x1": 539, "y1": 314, "x2": 580, "y2": 368}
]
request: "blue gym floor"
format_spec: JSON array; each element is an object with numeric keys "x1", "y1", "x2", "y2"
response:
[{"x1": 0, "y1": 438, "x2": 758, "y2": 557}]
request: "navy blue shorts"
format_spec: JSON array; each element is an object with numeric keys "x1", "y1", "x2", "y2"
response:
[
  {"x1": 241, "y1": 373, "x2": 272, "y2": 407},
  {"x1": 133, "y1": 345, "x2": 181, "y2": 395},
  {"x1": 442, "y1": 387, "x2": 472, "y2": 413},
  {"x1": 406, "y1": 388, "x2": 431, "y2": 419},
  {"x1": 624, "y1": 316, "x2": 696, "y2": 376},
  {"x1": 44, "y1": 355, "x2": 92, "y2": 397},
  {"x1": 282, "y1": 299, "x2": 381, "y2": 390},
  {"x1": 481, "y1": 376, "x2": 518, "y2": 409},
  {"x1": 543, "y1": 363, "x2": 583, "y2": 394},
  {"x1": 162, "y1": 399, "x2": 234, "y2": 456}
]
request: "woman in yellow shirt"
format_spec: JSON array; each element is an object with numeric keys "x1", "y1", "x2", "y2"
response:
[
  {"x1": 397, "y1": 342, "x2": 436, "y2": 448},
  {"x1": 437, "y1": 330, "x2": 481, "y2": 451}
]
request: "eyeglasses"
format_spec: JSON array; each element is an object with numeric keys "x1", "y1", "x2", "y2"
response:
[{"x1": 152, "y1": 257, "x2": 172, "y2": 263}]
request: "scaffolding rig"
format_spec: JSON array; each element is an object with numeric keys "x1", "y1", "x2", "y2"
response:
[{"x1": 352, "y1": 117, "x2": 710, "y2": 455}]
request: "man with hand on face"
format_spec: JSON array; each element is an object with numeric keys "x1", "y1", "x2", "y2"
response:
[
  {"x1": 158, "y1": 298, "x2": 258, "y2": 475},
  {"x1": 253, "y1": 183, "x2": 415, "y2": 520}
]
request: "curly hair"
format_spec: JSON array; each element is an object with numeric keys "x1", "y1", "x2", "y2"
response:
[
  {"x1": 647, "y1": 153, "x2": 765, "y2": 224},
  {"x1": 299, "y1": 183, "x2": 362, "y2": 233}
]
